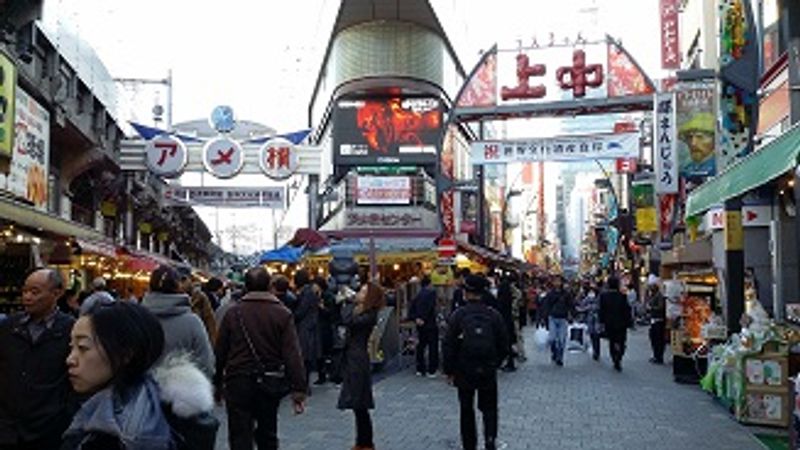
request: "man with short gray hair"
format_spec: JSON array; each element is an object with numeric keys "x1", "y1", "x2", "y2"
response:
[{"x1": 0, "y1": 268, "x2": 76, "y2": 449}]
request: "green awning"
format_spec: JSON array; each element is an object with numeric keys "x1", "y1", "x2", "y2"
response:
[
  {"x1": 685, "y1": 123, "x2": 800, "y2": 218},
  {"x1": 0, "y1": 195, "x2": 108, "y2": 241}
]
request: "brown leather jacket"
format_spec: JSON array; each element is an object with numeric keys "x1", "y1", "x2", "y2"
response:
[{"x1": 214, "y1": 291, "x2": 306, "y2": 399}]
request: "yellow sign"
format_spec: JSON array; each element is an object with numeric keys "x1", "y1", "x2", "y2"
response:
[
  {"x1": 635, "y1": 208, "x2": 658, "y2": 233},
  {"x1": 724, "y1": 211, "x2": 743, "y2": 251},
  {"x1": 0, "y1": 51, "x2": 15, "y2": 158},
  {"x1": 138, "y1": 222, "x2": 153, "y2": 234},
  {"x1": 100, "y1": 201, "x2": 117, "y2": 217}
]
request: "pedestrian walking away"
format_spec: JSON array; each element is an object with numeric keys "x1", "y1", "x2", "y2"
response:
[
  {"x1": 599, "y1": 276, "x2": 632, "y2": 372},
  {"x1": 0, "y1": 268, "x2": 76, "y2": 450},
  {"x1": 410, "y1": 275, "x2": 440, "y2": 377},
  {"x1": 337, "y1": 281, "x2": 385, "y2": 450},
  {"x1": 176, "y1": 265, "x2": 218, "y2": 346},
  {"x1": 141, "y1": 265, "x2": 215, "y2": 378},
  {"x1": 215, "y1": 267, "x2": 307, "y2": 450},
  {"x1": 443, "y1": 274, "x2": 509, "y2": 450},
  {"x1": 61, "y1": 301, "x2": 219, "y2": 450},
  {"x1": 294, "y1": 269, "x2": 321, "y2": 388}
]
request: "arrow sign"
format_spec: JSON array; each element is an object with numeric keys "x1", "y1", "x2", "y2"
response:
[{"x1": 741, "y1": 205, "x2": 770, "y2": 227}]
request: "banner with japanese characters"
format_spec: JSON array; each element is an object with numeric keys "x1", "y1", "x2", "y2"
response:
[
  {"x1": 654, "y1": 92, "x2": 678, "y2": 194},
  {"x1": 2, "y1": 86, "x2": 50, "y2": 210},
  {"x1": 355, "y1": 176, "x2": 411, "y2": 205},
  {"x1": 660, "y1": 0, "x2": 680, "y2": 69},
  {"x1": 164, "y1": 187, "x2": 284, "y2": 208},
  {"x1": 470, "y1": 132, "x2": 639, "y2": 165}
]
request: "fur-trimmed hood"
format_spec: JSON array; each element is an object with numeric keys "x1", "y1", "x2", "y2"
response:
[{"x1": 152, "y1": 352, "x2": 214, "y2": 418}]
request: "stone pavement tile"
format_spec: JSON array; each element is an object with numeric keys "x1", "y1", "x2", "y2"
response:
[{"x1": 215, "y1": 328, "x2": 765, "y2": 450}]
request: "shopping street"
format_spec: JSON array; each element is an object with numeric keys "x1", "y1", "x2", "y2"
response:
[{"x1": 214, "y1": 327, "x2": 764, "y2": 450}]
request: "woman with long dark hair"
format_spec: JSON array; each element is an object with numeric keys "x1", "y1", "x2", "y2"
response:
[
  {"x1": 337, "y1": 281, "x2": 385, "y2": 450},
  {"x1": 61, "y1": 301, "x2": 218, "y2": 450}
]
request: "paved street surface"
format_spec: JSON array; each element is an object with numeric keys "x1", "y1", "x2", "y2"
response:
[{"x1": 215, "y1": 327, "x2": 763, "y2": 449}]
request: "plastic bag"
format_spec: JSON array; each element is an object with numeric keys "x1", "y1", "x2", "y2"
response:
[{"x1": 534, "y1": 326, "x2": 549, "y2": 351}]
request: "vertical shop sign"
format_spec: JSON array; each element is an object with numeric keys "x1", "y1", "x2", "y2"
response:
[
  {"x1": 660, "y1": 0, "x2": 680, "y2": 69},
  {"x1": 659, "y1": 194, "x2": 677, "y2": 248},
  {"x1": 7, "y1": 87, "x2": 49, "y2": 210},
  {"x1": 0, "y1": 51, "x2": 15, "y2": 157},
  {"x1": 654, "y1": 92, "x2": 678, "y2": 193},
  {"x1": 724, "y1": 210, "x2": 744, "y2": 250},
  {"x1": 676, "y1": 83, "x2": 716, "y2": 179}
]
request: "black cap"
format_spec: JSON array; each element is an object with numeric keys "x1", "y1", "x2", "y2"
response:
[{"x1": 463, "y1": 274, "x2": 488, "y2": 293}]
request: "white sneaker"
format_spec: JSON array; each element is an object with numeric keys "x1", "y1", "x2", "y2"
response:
[
  {"x1": 427, "y1": 372, "x2": 437, "y2": 379},
  {"x1": 416, "y1": 371, "x2": 424, "y2": 377}
]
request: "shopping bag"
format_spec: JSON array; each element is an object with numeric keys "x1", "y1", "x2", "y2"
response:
[
  {"x1": 566, "y1": 323, "x2": 588, "y2": 352},
  {"x1": 534, "y1": 326, "x2": 549, "y2": 351}
]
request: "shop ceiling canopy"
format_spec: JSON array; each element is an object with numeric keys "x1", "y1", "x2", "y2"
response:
[{"x1": 685, "y1": 122, "x2": 800, "y2": 218}]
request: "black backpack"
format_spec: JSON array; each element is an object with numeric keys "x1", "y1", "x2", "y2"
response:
[{"x1": 458, "y1": 308, "x2": 499, "y2": 377}]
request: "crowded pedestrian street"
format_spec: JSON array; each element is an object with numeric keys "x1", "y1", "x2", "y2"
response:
[{"x1": 213, "y1": 327, "x2": 763, "y2": 450}]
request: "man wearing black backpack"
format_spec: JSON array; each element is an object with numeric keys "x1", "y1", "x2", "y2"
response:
[{"x1": 443, "y1": 274, "x2": 509, "y2": 450}]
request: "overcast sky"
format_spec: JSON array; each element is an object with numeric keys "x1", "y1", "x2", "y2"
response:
[{"x1": 43, "y1": 0, "x2": 663, "y2": 254}]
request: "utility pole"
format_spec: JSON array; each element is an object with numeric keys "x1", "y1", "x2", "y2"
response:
[{"x1": 114, "y1": 71, "x2": 174, "y2": 130}]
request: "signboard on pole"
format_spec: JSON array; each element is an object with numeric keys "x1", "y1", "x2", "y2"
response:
[
  {"x1": 470, "y1": 132, "x2": 639, "y2": 165},
  {"x1": 654, "y1": 92, "x2": 678, "y2": 193},
  {"x1": 164, "y1": 187, "x2": 285, "y2": 208},
  {"x1": 144, "y1": 135, "x2": 187, "y2": 178}
]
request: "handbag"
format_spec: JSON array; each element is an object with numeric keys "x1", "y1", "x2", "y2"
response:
[{"x1": 237, "y1": 309, "x2": 291, "y2": 398}]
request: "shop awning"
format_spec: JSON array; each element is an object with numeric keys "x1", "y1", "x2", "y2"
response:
[
  {"x1": 0, "y1": 195, "x2": 107, "y2": 241},
  {"x1": 685, "y1": 123, "x2": 800, "y2": 218},
  {"x1": 74, "y1": 238, "x2": 118, "y2": 259},
  {"x1": 260, "y1": 245, "x2": 303, "y2": 264}
]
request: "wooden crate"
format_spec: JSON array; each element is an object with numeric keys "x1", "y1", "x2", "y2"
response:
[{"x1": 737, "y1": 385, "x2": 790, "y2": 428}]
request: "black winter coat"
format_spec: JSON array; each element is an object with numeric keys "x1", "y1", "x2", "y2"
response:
[
  {"x1": 337, "y1": 303, "x2": 378, "y2": 410},
  {"x1": 543, "y1": 288, "x2": 573, "y2": 320},
  {"x1": 294, "y1": 285, "x2": 320, "y2": 363},
  {"x1": 443, "y1": 302, "x2": 509, "y2": 389},
  {"x1": 599, "y1": 290, "x2": 632, "y2": 332},
  {"x1": 410, "y1": 286, "x2": 438, "y2": 330},
  {"x1": 0, "y1": 311, "x2": 76, "y2": 445}
]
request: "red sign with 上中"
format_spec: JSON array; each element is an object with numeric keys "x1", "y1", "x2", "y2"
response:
[{"x1": 660, "y1": 0, "x2": 680, "y2": 69}]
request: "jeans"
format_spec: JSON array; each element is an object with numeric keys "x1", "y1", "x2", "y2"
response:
[
  {"x1": 458, "y1": 378, "x2": 498, "y2": 450},
  {"x1": 225, "y1": 376, "x2": 282, "y2": 450},
  {"x1": 548, "y1": 317, "x2": 568, "y2": 363},
  {"x1": 354, "y1": 409, "x2": 373, "y2": 447},
  {"x1": 416, "y1": 327, "x2": 439, "y2": 374}
]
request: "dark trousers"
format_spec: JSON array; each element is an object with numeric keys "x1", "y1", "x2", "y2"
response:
[
  {"x1": 225, "y1": 376, "x2": 282, "y2": 450},
  {"x1": 416, "y1": 327, "x2": 439, "y2": 374},
  {"x1": 649, "y1": 320, "x2": 666, "y2": 362},
  {"x1": 590, "y1": 332, "x2": 601, "y2": 359},
  {"x1": 354, "y1": 409, "x2": 373, "y2": 447},
  {"x1": 457, "y1": 379, "x2": 498, "y2": 450},
  {"x1": 607, "y1": 328, "x2": 628, "y2": 366}
]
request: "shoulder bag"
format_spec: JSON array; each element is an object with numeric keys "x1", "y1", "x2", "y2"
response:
[{"x1": 237, "y1": 309, "x2": 290, "y2": 398}]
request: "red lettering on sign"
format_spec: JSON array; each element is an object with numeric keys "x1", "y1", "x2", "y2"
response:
[
  {"x1": 556, "y1": 49, "x2": 603, "y2": 98},
  {"x1": 154, "y1": 141, "x2": 178, "y2": 166},
  {"x1": 211, "y1": 147, "x2": 235, "y2": 165},
  {"x1": 501, "y1": 53, "x2": 546, "y2": 101}
]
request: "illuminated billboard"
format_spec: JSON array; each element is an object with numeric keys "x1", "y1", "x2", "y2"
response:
[{"x1": 333, "y1": 97, "x2": 442, "y2": 166}]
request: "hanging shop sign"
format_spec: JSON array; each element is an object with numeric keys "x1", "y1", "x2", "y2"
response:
[
  {"x1": 724, "y1": 210, "x2": 744, "y2": 250},
  {"x1": 471, "y1": 132, "x2": 639, "y2": 165},
  {"x1": 654, "y1": 92, "x2": 678, "y2": 194},
  {"x1": 676, "y1": 82, "x2": 716, "y2": 179},
  {"x1": 659, "y1": 0, "x2": 680, "y2": 69},
  {"x1": 355, "y1": 176, "x2": 411, "y2": 205},
  {"x1": 164, "y1": 186, "x2": 285, "y2": 209},
  {"x1": 144, "y1": 134, "x2": 188, "y2": 178},
  {"x1": 259, "y1": 137, "x2": 298, "y2": 180},
  {"x1": 0, "y1": 51, "x2": 15, "y2": 157},
  {"x1": 202, "y1": 137, "x2": 244, "y2": 178},
  {"x1": 1, "y1": 86, "x2": 50, "y2": 211},
  {"x1": 615, "y1": 158, "x2": 638, "y2": 174},
  {"x1": 659, "y1": 194, "x2": 678, "y2": 248},
  {"x1": 332, "y1": 97, "x2": 442, "y2": 166},
  {"x1": 705, "y1": 207, "x2": 725, "y2": 231},
  {"x1": 632, "y1": 181, "x2": 657, "y2": 233},
  {"x1": 741, "y1": 205, "x2": 771, "y2": 227}
]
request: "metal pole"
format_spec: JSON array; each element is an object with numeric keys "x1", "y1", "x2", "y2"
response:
[{"x1": 167, "y1": 69, "x2": 173, "y2": 131}]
